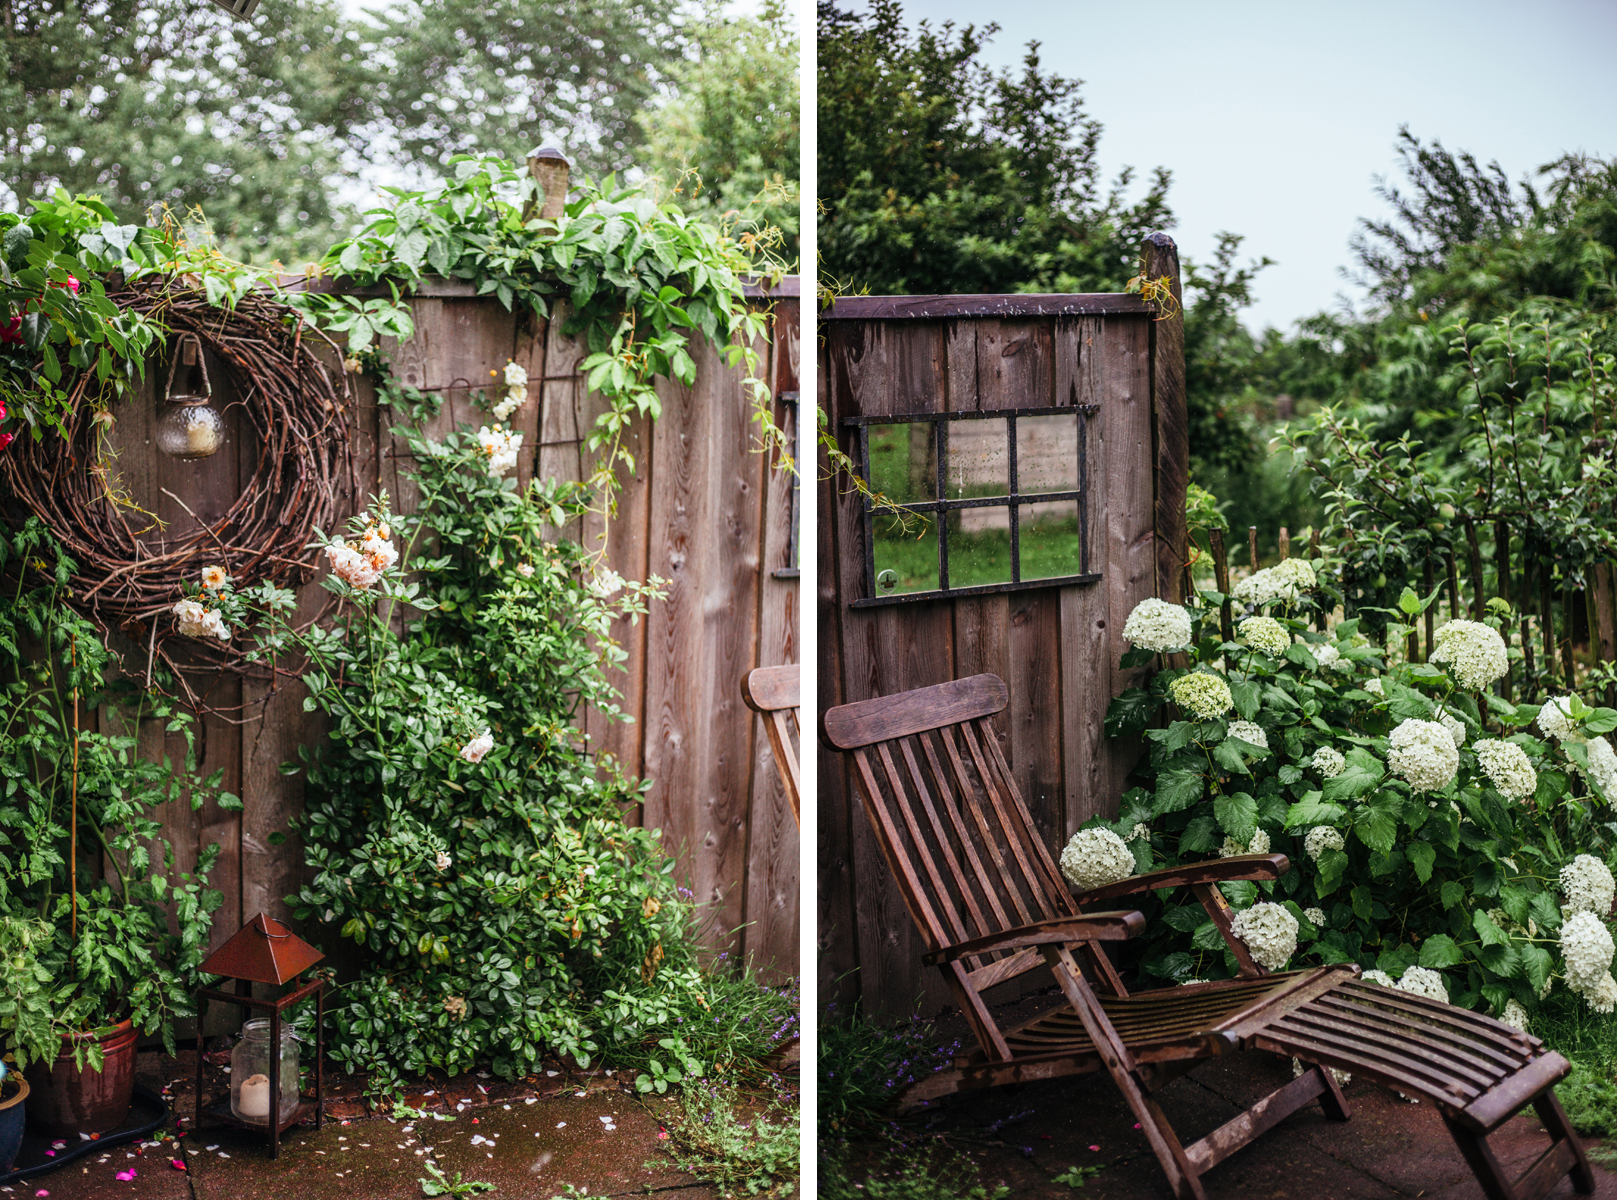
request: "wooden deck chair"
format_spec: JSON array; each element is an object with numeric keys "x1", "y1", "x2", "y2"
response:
[
  {"x1": 743, "y1": 663, "x2": 800, "y2": 825},
  {"x1": 824, "y1": 673, "x2": 1593, "y2": 1200}
]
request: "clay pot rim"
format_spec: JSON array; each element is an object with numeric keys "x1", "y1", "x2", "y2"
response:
[
  {"x1": 0, "y1": 1076, "x2": 28, "y2": 1112},
  {"x1": 55, "y1": 1018, "x2": 135, "y2": 1046}
]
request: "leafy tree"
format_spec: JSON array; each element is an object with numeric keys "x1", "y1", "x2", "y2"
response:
[
  {"x1": 0, "y1": 0, "x2": 373, "y2": 262},
  {"x1": 817, "y1": 0, "x2": 1170, "y2": 297},
  {"x1": 640, "y1": 0, "x2": 799, "y2": 261},
  {"x1": 366, "y1": 0, "x2": 681, "y2": 180}
]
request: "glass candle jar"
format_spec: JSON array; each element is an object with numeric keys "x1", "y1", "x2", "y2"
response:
[
  {"x1": 230, "y1": 1019, "x2": 299, "y2": 1124},
  {"x1": 155, "y1": 400, "x2": 224, "y2": 459}
]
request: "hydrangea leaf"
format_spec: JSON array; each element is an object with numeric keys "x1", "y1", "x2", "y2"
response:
[
  {"x1": 1214, "y1": 792, "x2": 1258, "y2": 841},
  {"x1": 1377, "y1": 942, "x2": 1418, "y2": 977},
  {"x1": 1473, "y1": 907, "x2": 1510, "y2": 947},
  {"x1": 1585, "y1": 707, "x2": 1617, "y2": 735},
  {"x1": 1472, "y1": 857, "x2": 1503, "y2": 899},
  {"x1": 1219, "y1": 880, "x2": 1258, "y2": 908},
  {"x1": 1353, "y1": 795, "x2": 1400, "y2": 854},
  {"x1": 1277, "y1": 764, "x2": 1304, "y2": 786},
  {"x1": 1418, "y1": 933, "x2": 1466, "y2": 969},
  {"x1": 1315, "y1": 848, "x2": 1350, "y2": 896},
  {"x1": 1479, "y1": 941, "x2": 1520, "y2": 978},
  {"x1": 1191, "y1": 920, "x2": 1228, "y2": 953},
  {"x1": 1322, "y1": 747, "x2": 1385, "y2": 803},
  {"x1": 1284, "y1": 795, "x2": 1347, "y2": 830},
  {"x1": 1105, "y1": 687, "x2": 1156, "y2": 739},
  {"x1": 1212, "y1": 738, "x2": 1256, "y2": 776},
  {"x1": 1521, "y1": 943, "x2": 1554, "y2": 992},
  {"x1": 1178, "y1": 815, "x2": 1219, "y2": 855},
  {"x1": 1285, "y1": 643, "x2": 1319, "y2": 670},
  {"x1": 1160, "y1": 905, "x2": 1208, "y2": 933},
  {"x1": 1529, "y1": 891, "x2": 1563, "y2": 933},
  {"x1": 1406, "y1": 841, "x2": 1436, "y2": 884},
  {"x1": 1229, "y1": 680, "x2": 1262, "y2": 720},
  {"x1": 1129, "y1": 839, "x2": 1154, "y2": 874},
  {"x1": 1350, "y1": 885, "x2": 1376, "y2": 922},
  {"x1": 1153, "y1": 767, "x2": 1204, "y2": 815}
]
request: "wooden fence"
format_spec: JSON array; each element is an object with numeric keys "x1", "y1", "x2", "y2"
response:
[
  {"x1": 69, "y1": 278, "x2": 800, "y2": 997},
  {"x1": 817, "y1": 237, "x2": 1187, "y2": 1019}
]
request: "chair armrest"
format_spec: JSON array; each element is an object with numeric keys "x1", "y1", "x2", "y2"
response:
[
  {"x1": 1072, "y1": 853, "x2": 1290, "y2": 904},
  {"x1": 921, "y1": 910, "x2": 1145, "y2": 966}
]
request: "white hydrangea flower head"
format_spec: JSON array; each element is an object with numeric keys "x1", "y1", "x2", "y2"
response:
[
  {"x1": 1499, "y1": 999, "x2": 1530, "y2": 1033},
  {"x1": 1429, "y1": 619, "x2": 1509, "y2": 691},
  {"x1": 1588, "y1": 736, "x2": 1617, "y2": 800},
  {"x1": 1560, "y1": 854, "x2": 1616, "y2": 917},
  {"x1": 1386, "y1": 718, "x2": 1460, "y2": 792},
  {"x1": 1219, "y1": 836, "x2": 1246, "y2": 859},
  {"x1": 1560, "y1": 910, "x2": 1615, "y2": 994},
  {"x1": 460, "y1": 729, "x2": 495, "y2": 764},
  {"x1": 1311, "y1": 745, "x2": 1346, "y2": 779},
  {"x1": 1239, "y1": 616, "x2": 1290, "y2": 657},
  {"x1": 1273, "y1": 558, "x2": 1317, "y2": 591},
  {"x1": 1229, "y1": 902, "x2": 1299, "y2": 971},
  {"x1": 1473, "y1": 739, "x2": 1537, "y2": 802},
  {"x1": 1232, "y1": 566, "x2": 1295, "y2": 608},
  {"x1": 1126, "y1": 823, "x2": 1151, "y2": 843},
  {"x1": 1122, "y1": 598, "x2": 1193, "y2": 653},
  {"x1": 1249, "y1": 828, "x2": 1270, "y2": 855},
  {"x1": 1169, "y1": 672, "x2": 1233, "y2": 720},
  {"x1": 1360, "y1": 969, "x2": 1396, "y2": 987},
  {"x1": 1313, "y1": 643, "x2": 1346, "y2": 671},
  {"x1": 1304, "y1": 826, "x2": 1345, "y2": 861},
  {"x1": 1364, "y1": 678, "x2": 1384, "y2": 696},
  {"x1": 1059, "y1": 827, "x2": 1136, "y2": 891},
  {"x1": 1439, "y1": 712, "x2": 1466, "y2": 749},
  {"x1": 1538, "y1": 695, "x2": 1579, "y2": 742},
  {"x1": 1396, "y1": 966, "x2": 1450, "y2": 1004},
  {"x1": 1226, "y1": 720, "x2": 1268, "y2": 750},
  {"x1": 1587, "y1": 972, "x2": 1617, "y2": 1015},
  {"x1": 476, "y1": 425, "x2": 523, "y2": 477},
  {"x1": 1303, "y1": 907, "x2": 1326, "y2": 927}
]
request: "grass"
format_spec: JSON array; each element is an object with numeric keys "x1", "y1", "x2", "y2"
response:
[
  {"x1": 1534, "y1": 990, "x2": 1617, "y2": 1148},
  {"x1": 818, "y1": 1001, "x2": 961, "y2": 1134},
  {"x1": 820, "y1": 1143, "x2": 1010, "y2": 1200},
  {"x1": 657, "y1": 1080, "x2": 800, "y2": 1198},
  {"x1": 872, "y1": 516, "x2": 1086, "y2": 595}
]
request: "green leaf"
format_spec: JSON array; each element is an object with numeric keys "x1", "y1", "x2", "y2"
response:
[
  {"x1": 1406, "y1": 841, "x2": 1436, "y2": 884},
  {"x1": 1353, "y1": 804, "x2": 1398, "y2": 854},
  {"x1": 1350, "y1": 885, "x2": 1375, "y2": 922},
  {"x1": 1178, "y1": 815, "x2": 1219, "y2": 855},
  {"x1": 1154, "y1": 767, "x2": 1204, "y2": 815},
  {"x1": 1284, "y1": 795, "x2": 1347, "y2": 829},
  {"x1": 1105, "y1": 688, "x2": 1156, "y2": 739},
  {"x1": 1229, "y1": 680, "x2": 1261, "y2": 720},
  {"x1": 1473, "y1": 908, "x2": 1509, "y2": 947},
  {"x1": 1322, "y1": 747, "x2": 1385, "y2": 803},
  {"x1": 1521, "y1": 944, "x2": 1554, "y2": 993},
  {"x1": 1213, "y1": 792, "x2": 1258, "y2": 842},
  {"x1": 1440, "y1": 880, "x2": 1467, "y2": 910},
  {"x1": 1418, "y1": 933, "x2": 1465, "y2": 969}
]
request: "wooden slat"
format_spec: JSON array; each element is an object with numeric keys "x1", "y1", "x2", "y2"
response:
[
  {"x1": 923, "y1": 910, "x2": 1145, "y2": 964},
  {"x1": 823, "y1": 673, "x2": 1008, "y2": 749},
  {"x1": 1076, "y1": 854, "x2": 1291, "y2": 902},
  {"x1": 1183, "y1": 1067, "x2": 1326, "y2": 1173},
  {"x1": 821, "y1": 293, "x2": 1152, "y2": 321},
  {"x1": 1143, "y1": 234, "x2": 1188, "y2": 605},
  {"x1": 1461, "y1": 1052, "x2": 1572, "y2": 1133},
  {"x1": 742, "y1": 663, "x2": 798, "y2": 713}
]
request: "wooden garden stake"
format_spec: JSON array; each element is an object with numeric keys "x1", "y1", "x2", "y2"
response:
[
  {"x1": 1248, "y1": 526, "x2": 1259, "y2": 572},
  {"x1": 1446, "y1": 549, "x2": 1461, "y2": 622},
  {"x1": 1465, "y1": 519, "x2": 1485, "y2": 621},
  {"x1": 1423, "y1": 556, "x2": 1437, "y2": 663},
  {"x1": 1310, "y1": 529, "x2": 1324, "y2": 631},
  {"x1": 525, "y1": 147, "x2": 571, "y2": 222},
  {"x1": 1278, "y1": 526, "x2": 1290, "y2": 561},
  {"x1": 1540, "y1": 553, "x2": 1558, "y2": 685},
  {"x1": 1564, "y1": 583, "x2": 1578, "y2": 684},
  {"x1": 1210, "y1": 527, "x2": 1234, "y2": 646}
]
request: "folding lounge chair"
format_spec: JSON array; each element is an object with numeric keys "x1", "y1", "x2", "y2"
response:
[
  {"x1": 823, "y1": 673, "x2": 1593, "y2": 1200},
  {"x1": 743, "y1": 663, "x2": 801, "y2": 825}
]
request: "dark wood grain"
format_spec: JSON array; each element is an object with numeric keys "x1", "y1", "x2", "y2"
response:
[
  {"x1": 1143, "y1": 235, "x2": 1188, "y2": 605},
  {"x1": 1074, "y1": 854, "x2": 1291, "y2": 902},
  {"x1": 821, "y1": 293, "x2": 1151, "y2": 321}
]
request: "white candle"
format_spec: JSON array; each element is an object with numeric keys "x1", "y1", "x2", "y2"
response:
[{"x1": 237, "y1": 1073, "x2": 271, "y2": 1121}]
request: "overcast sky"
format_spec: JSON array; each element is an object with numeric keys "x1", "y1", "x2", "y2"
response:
[{"x1": 847, "y1": 0, "x2": 1617, "y2": 332}]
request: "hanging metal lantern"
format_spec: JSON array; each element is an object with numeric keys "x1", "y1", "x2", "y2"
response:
[
  {"x1": 155, "y1": 332, "x2": 224, "y2": 460},
  {"x1": 203, "y1": 0, "x2": 262, "y2": 21}
]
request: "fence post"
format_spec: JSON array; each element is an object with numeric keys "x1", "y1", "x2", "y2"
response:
[
  {"x1": 1446, "y1": 549, "x2": 1461, "y2": 621},
  {"x1": 1210, "y1": 527, "x2": 1234, "y2": 646},
  {"x1": 1248, "y1": 526, "x2": 1259, "y2": 572},
  {"x1": 1278, "y1": 527, "x2": 1290, "y2": 561},
  {"x1": 525, "y1": 146, "x2": 570, "y2": 222},
  {"x1": 1144, "y1": 233, "x2": 1187, "y2": 604},
  {"x1": 1465, "y1": 519, "x2": 1486, "y2": 621}
]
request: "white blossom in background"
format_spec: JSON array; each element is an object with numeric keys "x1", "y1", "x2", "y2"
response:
[
  {"x1": 1588, "y1": 973, "x2": 1617, "y2": 1015},
  {"x1": 477, "y1": 425, "x2": 523, "y2": 477},
  {"x1": 1473, "y1": 739, "x2": 1538, "y2": 802},
  {"x1": 434, "y1": 850, "x2": 452, "y2": 872},
  {"x1": 1360, "y1": 969, "x2": 1396, "y2": 987},
  {"x1": 1313, "y1": 643, "x2": 1346, "y2": 671},
  {"x1": 517, "y1": 562, "x2": 536, "y2": 578},
  {"x1": 1169, "y1": 672, "x2": 1233, "y2": 720},
  {"x1": 327, "y1": 542, "x2": 385, "y2": 590},
  {"x1": 1226, "y1": 720, "x2": 1268, "y2": 750},
  {"x1": 201, "y1": 564, "x2": 229, "y2": 591},
  {"x1": 1230, "y1": 902, "x2": 1298, "y2": 971},
  {"x1": 1386, "y1": 718, "x2": 1460, "y2": 792},
  {"x1": 1059, "y1": 827, "x2": 1136, "y2": 891},
  {"x1": 1303, "y1": 907, "x2": 1327, "y2": 927},
  {"x1": 1122, "y1": 598, "x2": 1193, "y2": 653},
  {"x1": 1396, "y1": 966, "x2": 1450, "y2": 1004},
  {"x1": 1439, "y1": 712, "x2": 1466, "y2": 749},
  {"x1": 1239, "y1": 616, "x2": 1290, "y2": 657},
  {"x1": 589, "y1": 568, "x2": 625, "y2": 599},
  {"x1": 493, "y1": 362, "x2": 529, "y2": 422},
  {"x1": 1311, "y1": 745, "x2": 1346, "y2": 779},
  {"x1": 1219, "y1": 829, "x2": 1270, "y2": 858},
  {"x1": 1562, "y1": 911, "x2": 1616, "y2": 999},
  {"x1": 1304, "y1": 826, "x2": 1345, "y2": 862},
  {"x1": 1232, "y1": 567, "x2": 1290, "y2": 608},
  {"x1": 1538, "y1": 695, "x2": 1580, "y2": 742},
  {"x1": 1126, "y1": 823, "x2": 1150, "y2": 843},
  {"x1": 173, "y1": 598, "x2": 230, "y2": 641},
  {"x1": 1364, "y1": 678, "x2": 1384, "y2": 696},
  {"x1": 1560, "y1": 855, "x2": 1616, "y2": 917},
  {"x1": 1499, "y1": 999, "x2": 1530, "y2": 1033},
  {"x1": 1588, "y1": 736, "x2": 1617, "y2": 799},
  {"x1": 1429, "y1": 620, "x2": 1509, "y2": 691},
  {"x1": 460, "y1": 730, "x2": 495, "y2": 764},
  {"x1": 1273, "y1": 558, "x2": 1316, "y2": 591}
]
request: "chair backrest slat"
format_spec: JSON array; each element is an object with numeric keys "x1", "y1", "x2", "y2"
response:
[
  {"x1": 743, "y1": 664, "x2": 800, "y2": 825},
  {"x1": 828, "y1": 674, "x2": 1076, "y2": 986}
]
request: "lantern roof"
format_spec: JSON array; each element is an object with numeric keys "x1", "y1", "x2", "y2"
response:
[{"x1": 199, "y1": 913, "x2": 323, "y2": 985}]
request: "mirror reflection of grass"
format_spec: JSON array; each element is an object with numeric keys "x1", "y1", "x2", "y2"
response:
[{"x1": 873, "y1": 515, "x2": 1085, "y2": 594}]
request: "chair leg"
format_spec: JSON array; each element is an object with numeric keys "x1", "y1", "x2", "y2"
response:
[
  {"x1": 1443, "y1": 1117, "x2": 1516, "y2": 1200},
  {"x1": 1314, "y1": 1064, "x2": 1351, "y2": 1122},
  {"x1": 1532, "y1": 1090, "x2": 1595, "y2": 1195}
]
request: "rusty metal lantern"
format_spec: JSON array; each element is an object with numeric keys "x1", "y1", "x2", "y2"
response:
[
  {"x1": 193, "y1": 913, "x2": 325, "y2": 1157},
  {"x1": 155, "y1": 332, "x2": 224, "y2": 459}
]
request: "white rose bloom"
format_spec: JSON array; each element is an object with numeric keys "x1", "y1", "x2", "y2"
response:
[
  {"x1": 1227, "y1": 720, "x2": 1269, "y2": 750},
  {"x1": 1059, "y1": 827, "x2": 1136, "y2": 891},
  {"x1": 173, "y1": 598, "x2": 229, "y2": 641},
  {"x1": 1304, "y1": 826, "x2": 1345, "y2": 862},
  {"x1": 517, "y1": 562, "x2": 536, "y2": 578},
  {"x1": 200, "y1": 608, "x2": 231, "y2": 641},
  {"x1": 1499, "y1": 999, "x2": 1530, "y2": 1033},
  {"x1": 1360, "y1": 969, "x2": 1397, "y2": 987},
  {"x1": 1311, "y1": 745, "x2": 1346, "y2": 779},
  {"x1": 589, "y1": 568, "x2": 625, "y2": 598},
  {"x1": 1364, "y1": 678, "x2": 1384, "y2": 696},
  {"x1": 327, "y1": 541, "x2": 385, "y2": 589},
  {"x1": 1169, "y1": 672, "x2": 1233, "y2": 720},
  {"x1": 459, "y1": 730, "x2": 495, "y2": 764},
  {"x1": 1560, "y1": 854, "x2": 1616, "y2": 917},
  {"x1": 1560, "y1": 910, "x2": 1616, "y2": 994},
  {"x1": 201, "y1": 564, "x2": 229, "y2": 591},
  {"x1": 1429, "y1": 619, "x2": 1509, "y2": 691},
  {"x1": 434, "y1": 850, "x2": 452, "y2": 872},
  {"x1": 1386, "y1": 718, "x2": 1460, "y2": 792},
  {"x1": 1395, "y1": 966, "x2": 1450, "y2": 1004},
  {"x1": 1230, "y1": 902, "x2": 1299, "y2": 971},
  {"x1": 504, "y1": 361, "x2": 528, "y2": 387},
  {"x1": 1588, "y1": 736, "x2": 1617, "y2": 800},
  {"x1": 1473, "y1": 739, "x2": 1538, "y2": 802},
  {"x1": 360, "y1": 526, "x2": 399, "y2": 570},
  {"x1": 1122, "y1": 598, "x2": 1193, "y2": 653},
  {"x1": 1439, "y1": 712, "x2": 1466, "y2": 749},
  {"x1": 1239, "y1": 616, "x2": 1290, "y2": 657},
  {"x1": 1303, "y1": 907, "x2": 1326, "y2": 927},
  {"x1": 1538, "y1": 695, "x2": 1579, "y2": 742},
  {"x1": 477, "y1": 425, "x2": 523, "y2": 477}
]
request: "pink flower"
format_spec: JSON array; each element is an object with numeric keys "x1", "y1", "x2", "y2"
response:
[
  {"x1": 0, "y1": 432, "x2": 12, "y2": 451},
  {"x1": 170, "y1": 1158, "x2": 187, "y2": 1171},
  {"x1": 1089, "y1": 1144, "x2": 1100, "y2": 1151}
]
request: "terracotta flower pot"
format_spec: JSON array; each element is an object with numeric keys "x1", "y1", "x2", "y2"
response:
[
  {"x1": 23, "y1": 1019, "x2": 136, "y2": 1138},
  {"x1": 0, "y1": 1074, "x2": 28, "y2": 1172}
]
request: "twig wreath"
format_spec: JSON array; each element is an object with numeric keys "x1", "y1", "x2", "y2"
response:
[{"x1": 0, "y1": 279, "x2": 355, "y2": 697}]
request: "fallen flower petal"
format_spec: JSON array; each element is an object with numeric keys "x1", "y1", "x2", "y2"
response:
[{"x1": 170, "y1": 1159, "x2": 187, "y2": 1172}]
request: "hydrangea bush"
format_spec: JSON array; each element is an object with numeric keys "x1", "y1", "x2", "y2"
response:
[{"x1": 1088, "y1": 572, "x2": 1617, "y2": 1030}]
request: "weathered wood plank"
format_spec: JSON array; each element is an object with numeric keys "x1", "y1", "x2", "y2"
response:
[
  {"x1": 1143, "y1": 235, "x2": 1188, "y2": 605},
  {"x1": 822, "y1": 294, "x2": 1151, "y2": 321}
]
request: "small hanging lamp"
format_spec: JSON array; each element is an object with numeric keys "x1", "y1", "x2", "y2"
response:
[{"x1": 156, "y1": 332, "x2": 224, "y2": 460}]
